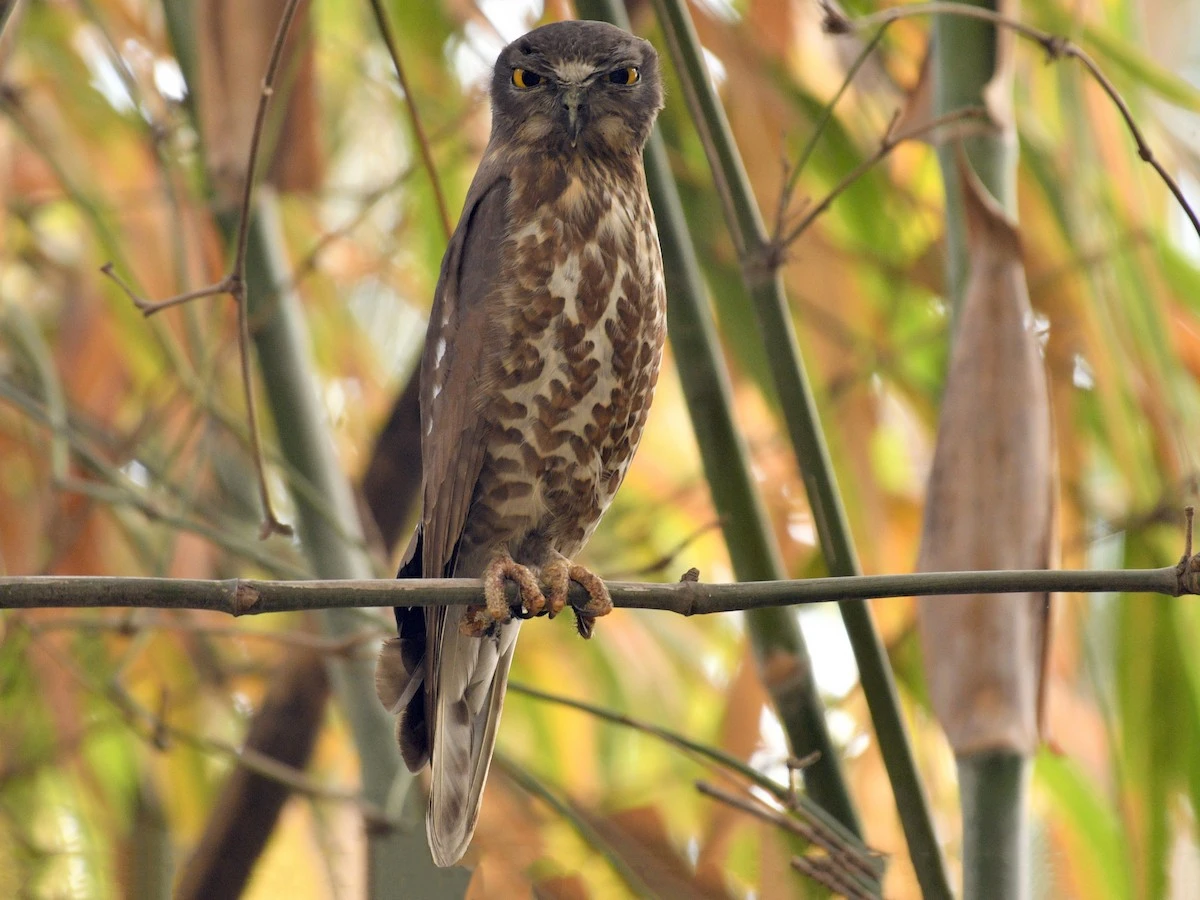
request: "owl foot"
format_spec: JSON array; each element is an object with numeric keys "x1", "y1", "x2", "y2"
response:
[
  {"x1": 461, "y1": 555, "x2": 546, "y2": 638},
  {"x1": 542, "y1": 559, "x2": 613, "y2": 639}
]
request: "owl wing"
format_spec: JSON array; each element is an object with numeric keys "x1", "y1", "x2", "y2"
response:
[
  {"x1": 376, "y1": 159, "x2": 515, "y2": 866},
  {"x1": 420, "y1": 161, "x2": 511, "y2": 581}
]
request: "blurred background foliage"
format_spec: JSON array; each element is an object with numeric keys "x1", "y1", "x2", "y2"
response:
[{"x1": 2, "y1": 0, "x2": 1200, "y2": 897}]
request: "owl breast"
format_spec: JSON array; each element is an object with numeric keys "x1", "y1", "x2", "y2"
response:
[{"x1": 456, "y1": 161, "x2": 666, "y2": 571}]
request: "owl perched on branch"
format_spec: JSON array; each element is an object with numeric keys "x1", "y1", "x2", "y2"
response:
[{"x1": 375, "y1": 19, "x2": 666, "y2": 867}]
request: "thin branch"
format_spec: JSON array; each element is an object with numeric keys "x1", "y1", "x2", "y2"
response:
[
  {"x1": 99, "y1": 0, "x2": 309, "y2": 539},
  {"x1": 695, "y1": 780, "x2": 881, "y2": 899},
  {"x1": 606, "y1": 518, "x2": 723, "y2": 579},
  {"x1": 646, "y1": 0, "x2": 866, "y2": 838},
  {"x1": 1, "y1": 559, "x2": 1195, "y2": 615},
  {"x1": 508, "y1": 681, "x2": 869, "y2": 860},
  {"x1": 792, "y1": 854, "x2": 879, "y2": 900},
  {"x1": 822, "y1": 0, "x2": 1200, "y2": 242},
  {"x1": 775, "y1": 21, "x2": 894, "y2": 240},
  {"x1": 779, "y1": 105, "x2": 990, "y2": 248},
  {"x1": 367, "y1": 0, "x2": 452, "y2": 240}
]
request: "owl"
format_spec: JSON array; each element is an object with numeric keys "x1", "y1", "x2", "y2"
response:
[{"x1": 375, "y1": 19, "x2": 666, "y2": 867}]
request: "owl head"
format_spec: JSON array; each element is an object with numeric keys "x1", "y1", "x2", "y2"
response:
[{"x1": 489, "y1": 20, "x2": 664, "y2": 160}]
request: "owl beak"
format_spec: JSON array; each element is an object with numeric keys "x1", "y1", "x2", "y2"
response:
[{"x1": 561, "y1": 85, "x2": 587, "y2": 146}]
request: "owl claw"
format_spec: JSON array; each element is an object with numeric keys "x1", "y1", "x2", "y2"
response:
[
  {"x1": 461, "y1": 555, "x2": 546, "y2": 637},
  {"x1": 542, "y1": 559, "x2": 612, "y2": 639}
]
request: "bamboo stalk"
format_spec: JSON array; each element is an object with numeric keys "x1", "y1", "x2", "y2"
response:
[
  {"x1": 237, "y1": 199, "x2": 468, "y2": 897},
  {"x1": 929, "y1": 3, "x2": 1031, "y2": 897},
  {"x1": 575, "y1": 0, "x2": 860, "y2": 834},
  {"x1": 646, "y1": 0, "x2": 952, "y2": 893}
]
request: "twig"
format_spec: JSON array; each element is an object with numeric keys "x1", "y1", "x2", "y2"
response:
[
  {"x1": 1, "y1": 558, "x2": 1196, "y2": 615},
  {"x1": 367, "y1": 0, "x2": 452, "y2": 240},
  {"x1": 821, "y1": 0, "x2": 1200, "y2": 242},
  {"x1": 792, "y1": 854, "x2": 879, "y2": 900},
  {"x1": 99, "y1": 0, "x2": 310, "y2": 540},
  {"x1": 606, "y1": 518, "x2": 723, "y2": 579},
  {"x1": 778, "y1": 105, "x2": 989, "y2": 248},
  {"x1": 775, "y1": 21, "x2": 894, "y2": 240},
  {"x1": 695, "y1": 780, "x2": 882, "y2": 898},
  {"x1": 509, "y1": 680, "x2": 868, "y2": 860}
]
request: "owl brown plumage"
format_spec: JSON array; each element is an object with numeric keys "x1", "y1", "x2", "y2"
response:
[{"x1": 374, "y1": 19, "x2": 666, "y2": 867}]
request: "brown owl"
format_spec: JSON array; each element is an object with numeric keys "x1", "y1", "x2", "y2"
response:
[{"x1": 375, "y1": 19, "x2": 666, "y2": 867}]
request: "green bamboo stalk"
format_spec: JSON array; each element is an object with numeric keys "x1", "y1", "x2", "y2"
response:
[
  {"x1": 645, "y1": 1, "x2": 952, "y2": 895},
  {"x1": 575, "y1": 0, "x2": 859, "y2": 836},
  {"x1": 155, "y1": 7, "x2": 466, "y2": 890},
  {"x1": 236, "y1": 198, "x2": 469, "y2": 898},
  {"x1": 932, "y1": 4, "x2": 1030, "y2": 898},
  {"x1": 960, "y1": 752, "x2": 1030, "y2": 898},
  {"x1": 934, "y1": 0, "x2": 1017, "y2": 311}
]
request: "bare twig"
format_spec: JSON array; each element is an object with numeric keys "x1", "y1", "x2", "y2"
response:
[
  {"x1": 1, "y1": 558, "x2": 1195, "y2": 616},
  {"x1": 696, "y1": 780, "x2": 882, "y2": 898},
  {"x1": 510, "y1": 680, "x2": 868, "y2": 861},
  {"x1": 367, "y1": 0, "x2": 452, "y2": 240},
  {"x1": 775, "y1": 21, "x2": 894, "y2": 240},
  {"x1": 792, "y1": 854, "x2": 879, "y2": 900},
  {"x1": 778, "y1": 105, "x2": 989, "y2": 249},
  {"x1": 606, "y1": 518, "x2": 723, "y2": 579},
  {"x1": 821, "y1": 0, "x2": 1200, "y2": 242},
  {"x1": 100, "y1": 0, "x2": 310, "y2": 539}
]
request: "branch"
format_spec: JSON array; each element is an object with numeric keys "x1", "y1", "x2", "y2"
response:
[
  {"x1": 648, "y1": 0, "x2": 950, "y2": 886},
  {"x1": 775, "y1": 21, "x2": 893, "y2": 242},
  {"x1": 367, "y1": 0, "x2": 452, "y2": 240},
  {"x1": 508, "y1": 681, "x2": 869, "y2": 860},
  {"x1": 99, "y1": 0, "x2": 309, "y2": 539},
  {"x1": 695, "y1": 780, "x2": 882, "y2": 899},
  {"x1": 2, "y1": 560, "x2": 1196, "y2": 615},
  {"x1": 821, "y1": 0, "x2": 1200, "y2": 242},
  {"x1": 779, "y1": 106, "x2": 991, "y2": 248}
]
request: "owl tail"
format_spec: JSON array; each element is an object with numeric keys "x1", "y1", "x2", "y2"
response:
[
  {"x1": 376, "y1": 531, "x2": 432, "y2": 772},
  {"x1": 426, "y1": 611, "x2": 521, "y2": 867}
]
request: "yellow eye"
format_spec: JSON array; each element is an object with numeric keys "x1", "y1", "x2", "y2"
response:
[
  {"x1": 512, "y1": 68, "x2": 542, "y2": 89},
  {"x1": 608, "y1": 67, "x2": 640, "y2": 85}
]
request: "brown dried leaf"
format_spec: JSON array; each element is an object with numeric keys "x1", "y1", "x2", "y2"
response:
[{"x1": 916, "y1": 155, "x2": 1055, "y2": 756}]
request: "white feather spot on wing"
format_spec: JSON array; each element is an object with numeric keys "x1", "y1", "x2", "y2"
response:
[{"x1": 435, "y1": 337, "x2": 447, "y2": 367}]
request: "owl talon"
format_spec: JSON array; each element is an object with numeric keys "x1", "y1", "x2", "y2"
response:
[
  {"x1": 461, "y1": 555, "x2": 546, "y2": 637},
  {"x1": 542, "y1": 559, "x2": 612, "y2": 639}
]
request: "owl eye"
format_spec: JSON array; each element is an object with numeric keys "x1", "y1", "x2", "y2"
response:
[
  {"x1": 511, "y1": 68, "x2": 542, "y2": 89},
  {"x1": 608, "y1": 67, "x2": 640, "y2": 85}
]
